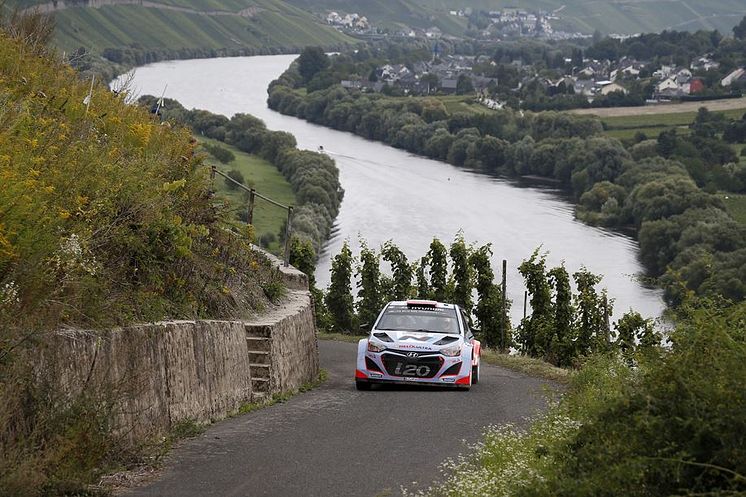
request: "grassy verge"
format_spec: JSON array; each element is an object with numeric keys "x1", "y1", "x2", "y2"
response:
[
  {"x1": 197, "y1": 137, "x2": 296, "y2": 252},
  {"x1": 317, "y1": 332, "x2": 570, "y2": 384},
  {"x1": 236, "y1": 368, "x2": 329, "y2": 415}
]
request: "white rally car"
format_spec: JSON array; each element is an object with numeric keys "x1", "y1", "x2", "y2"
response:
[{"x1": 355, "y1": 300, "x2": 481, "y2": 391}]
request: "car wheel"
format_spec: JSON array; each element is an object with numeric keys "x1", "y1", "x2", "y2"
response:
[
  {"x1": 356, "y1": 380, "x2": 372, "y2": 391},
  {"x1": 472, "y1": 360, "x2": 480, "y2": 385}
]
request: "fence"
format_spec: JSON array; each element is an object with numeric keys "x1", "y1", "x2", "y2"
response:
[{"x1": 210, "y1": 165, "x2": 294, "y2": 267}]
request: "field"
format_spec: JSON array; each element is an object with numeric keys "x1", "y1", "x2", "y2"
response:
[
  {"x1": 198, "y1": 137, "x2": 296, "y2": 251},
  {"x1": 8, "y1": 0, "x2": 353, "y2": 53},
  {"x1": 583, "y1": 100, "x2": 746, "y2": 141}
]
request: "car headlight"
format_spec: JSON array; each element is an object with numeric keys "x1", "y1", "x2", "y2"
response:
[
  {"x1": 441, "y1": 344, "x2": 462, "y2": 357},
  {"x1": 367, "y1": 340, "x2": 386, "y2": 353}
]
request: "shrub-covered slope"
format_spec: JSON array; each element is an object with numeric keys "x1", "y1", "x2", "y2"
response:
[{"x1": 0, "y1": 30, "x2": 278, "y2": 332}]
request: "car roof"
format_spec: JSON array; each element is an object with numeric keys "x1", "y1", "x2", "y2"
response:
[{"x1": 386, "y1": 300, "x2": 458, "y2": 310}]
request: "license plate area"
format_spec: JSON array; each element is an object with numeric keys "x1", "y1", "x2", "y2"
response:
[{"x1": 382, "y1": 354, "x2": 441, "y2": 378}]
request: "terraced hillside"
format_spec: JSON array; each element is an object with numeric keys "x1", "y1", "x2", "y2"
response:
[
  {"x1": 8, "y1": 0, "x2": 353, "y2": 55},
  {"x1": 288, "y1": 0, "x2": 746, "y2": 35}
]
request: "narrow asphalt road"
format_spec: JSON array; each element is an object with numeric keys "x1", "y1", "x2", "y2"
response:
[{"x1": 127, "y1": 340, "x2": 557, "y2": 497}]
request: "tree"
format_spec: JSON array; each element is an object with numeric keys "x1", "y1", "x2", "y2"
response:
[
  {"x1": 733, "y1": 15, "x2": 746, "y2": 40},
  {"x1": 381, "y1": 241, "x2": 412, "y2": 300},
  {"x1": 548, "y1": 264, "x2": 575, "y2": 366},
  {"x1": 470, "y1": 245, "x2": 511, "y2": 351},
  {"x1": 289, "y1": 237, "x2": 316, "y2": 287},
  {"x1": 456, "y1": 74, "x2": 474, "y2": 95},
  {"x1": 518, "y1": 249, "x2": 553, "y2": 358},
  {"x1": 427, "y1": 238, "x2": 448, "y2": 301},
  {"x1": 416, "y1": 256, "x2": 430, "y2": 298},
  {"x1": 421, "y1": 73, "x2": 439, "y2": 95},
  {"x1": 298, "y1": 46, "x2": 329, "y2": 84},
  {"x1": 225, "y1": 169, "x2": 244, "y2": 190},
  {"x1": 450, "y1": 233, "x2": 473, "y2": 316},
  {"x1": 325, "y1": 241, "x2": 355, "y2": 332},
  {"x1": 356, "y1": 242, "x2": 382, "y2": 332},
  {"x1": 573, "y1": 267, "x2": 609, "y2": 355}
]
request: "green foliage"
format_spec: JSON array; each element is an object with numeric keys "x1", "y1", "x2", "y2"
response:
[
  {"x1": 449, "y1": 233, "x2": 473, "y2": 315},
  {"x1": 225, "y1": 169, "x2": 245, "y2": 190},
  {"x1": 415, "y1": 256, "x2": 430, "y2": 298},
  {"x1": 517, "y1": 250, "x2": 554, "y2": 357},
  {"x1": 145, "y1": 97, "x2": 342, "y2": 255},
  {"x1": 469, "y1": 244, "x2": 510, "y2": 351},
  {"x1": 325, "y1": 241, "x2": 355, "y2": 332},
  {"x1": 289, "y1": 236, "x2": 316, "y2": 287},
  {"x1": 381, "y1": 241, "x2": 413, "y2": 301},
  {"x1": 355, "y1": 241, "x2": 382, "y2": 332},
  {"x1": 427, "y1": 238, "x2": 448, "y2": 302},
  {"x1": 548, "y1": 265, "x2": 575, "y2": 367},
  {"x1": 614, "y1": 310, "x2": 658, "y2": 363},
  {"x1": 298, "y1": 46, "x2": 330, "y2": 84},
  {"x1": 415, "y1": 299, "x2": 746, "y2": 497},
  {"x1": 203, "y1": 142, "x2": 235, "y2": 164},
  {"x1": 574, "y1": 267, "x2": 612, "y2": 355}
]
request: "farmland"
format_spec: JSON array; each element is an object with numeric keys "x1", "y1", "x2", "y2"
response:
[{"x1": 198, "y1": 137, "x2": 296, "y2": 251}]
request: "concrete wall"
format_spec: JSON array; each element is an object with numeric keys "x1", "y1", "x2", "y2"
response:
[{"x1": 40, "y1": 256, "x2": 317, "y2": 443}]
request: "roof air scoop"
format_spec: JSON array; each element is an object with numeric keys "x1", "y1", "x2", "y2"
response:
[
  {"x1": 373, "y1": 332, "x2": 394, "y2": 342},
  {"x1": 434, "y1": 336, "x2": 459, "y2": 346}
]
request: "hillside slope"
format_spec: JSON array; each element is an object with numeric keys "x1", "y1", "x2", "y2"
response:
[
  {"x1": 288, "y1": 0, "x2": 746, "y2": 35},
  {"x1": 8, "y1": 0, "x2": 353, "y2": 56}
]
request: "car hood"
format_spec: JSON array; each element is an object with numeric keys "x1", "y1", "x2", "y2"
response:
[{"x1": 371, "y1": 330, "x2": 462, "y2": 351}]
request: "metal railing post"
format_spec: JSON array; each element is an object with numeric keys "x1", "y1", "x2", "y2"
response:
[
  {"x1": 283, "y1": 206, "x2": 293, "y2": 267},
  {"x1": 247, "y1": 188, "x2": 256, "y2": 225},
  {"x1": 501, "y1": 259, "x2": 507, "y2": 352}
]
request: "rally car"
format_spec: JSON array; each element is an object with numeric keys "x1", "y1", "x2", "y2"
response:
[{"x1": 355, "y1": 300, "x2": 481, "y2": 391}]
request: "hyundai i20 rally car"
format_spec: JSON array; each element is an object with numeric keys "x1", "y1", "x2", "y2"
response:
[{"x1": 355, "y1": 300, "x2": 481, "y2": 391}]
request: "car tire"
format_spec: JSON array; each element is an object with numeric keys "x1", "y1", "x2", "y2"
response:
[
  {"x1": 472, "y1": 360, "x2": 480, "y2": 385},
  {"x1": 355, "y1": 380, "x2": 372, "y2": 391}
]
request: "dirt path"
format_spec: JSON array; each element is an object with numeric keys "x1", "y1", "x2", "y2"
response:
[{"x1": 568, "y1": 97, "x2": 746, "y2": 118}]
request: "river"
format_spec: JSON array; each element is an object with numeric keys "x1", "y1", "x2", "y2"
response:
[{"x1": 115, "y1": 54, "x2": 665, "y2": 322}]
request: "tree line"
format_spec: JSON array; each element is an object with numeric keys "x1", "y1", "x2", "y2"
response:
[
  {"x1": 268, "y1": 57, "x2": 745, "y2": 304},
  {"x1": 138, "y1": 96, "x2": 343, "y2": 255},
  {"x1": 300, "y1": 235, "x2": 660, "y2": 368}
]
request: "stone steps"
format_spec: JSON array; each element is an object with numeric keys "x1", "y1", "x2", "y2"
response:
[{"x1": 247, "y1": 335, "x2": 272, "y2": 399}]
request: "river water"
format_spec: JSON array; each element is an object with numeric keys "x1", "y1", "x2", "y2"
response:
[{"x1": 116, "y1": 54, "x2": 665, "y2": 322}]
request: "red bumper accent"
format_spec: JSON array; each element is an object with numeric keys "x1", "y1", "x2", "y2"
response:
[
  {"x1": 355, "y1": 369, "x2": 367, "y2": 379},
  {"x1": 455, "y1": 374, "x2": 471, "y2": 385}
]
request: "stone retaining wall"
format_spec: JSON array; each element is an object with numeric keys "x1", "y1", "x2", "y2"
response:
[{"x1": 40, "y1": 255, "x2": 316, "y2": 443}]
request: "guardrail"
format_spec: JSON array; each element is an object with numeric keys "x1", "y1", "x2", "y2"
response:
[{"x1": 210, "y1": 165, "x2": 294, "y2": 267}]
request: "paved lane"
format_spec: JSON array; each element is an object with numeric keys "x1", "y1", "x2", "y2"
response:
[{"x1": 127, "y1": 340, "x2": 557, "y2": 497}]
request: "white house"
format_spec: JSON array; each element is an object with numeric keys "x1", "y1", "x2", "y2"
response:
[{"x1": 722, "y1": 68, "x2": 746, "y2": 87}]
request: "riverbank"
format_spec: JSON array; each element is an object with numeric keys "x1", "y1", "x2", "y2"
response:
[
  {"x1": 122, "y1": 55, "x2": 665, "y2": 322},
  {"x1": 265, "y1": 58, "x2": 745, "y2": 306}
]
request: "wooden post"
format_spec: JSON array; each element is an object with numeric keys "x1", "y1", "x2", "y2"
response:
[
  {"x1": 247, "y1": 188, "x2": 256, "y2": 225},
  {"x1": 603, "y1": 294, "x2": 610, "y2": 346},
  {"x1": 501, "y1": 259, "x2": 507, "y2": 352},
  {"x1": 523, "y1": 290, "x2": 528, "y2": 320},
  {"x1": 283, "y1": 206, "x2": 293, "y2": 267}
]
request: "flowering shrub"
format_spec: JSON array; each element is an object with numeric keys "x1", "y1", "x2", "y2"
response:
[
  {"x1": 0, "y1": 26, "x2": 282, "y2": 495},
  {"x1": 0, "y1": 31, "x2": 271, "y2": 331}
]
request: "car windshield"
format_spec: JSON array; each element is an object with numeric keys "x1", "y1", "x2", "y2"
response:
[{"x1": 376, "y1": 306, "x2": 460, "y2": 334}]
